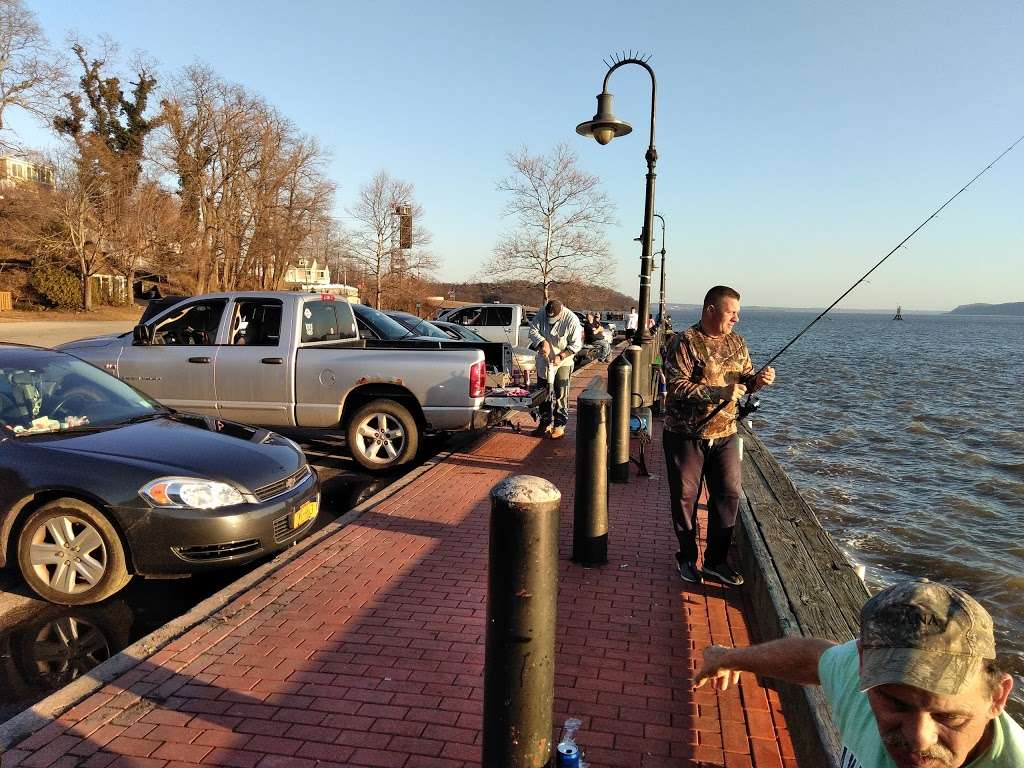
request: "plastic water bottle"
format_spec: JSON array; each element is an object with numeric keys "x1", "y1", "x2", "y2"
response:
[{"x1": 556, "y1": 717, "x2": 583, "y2": 767}]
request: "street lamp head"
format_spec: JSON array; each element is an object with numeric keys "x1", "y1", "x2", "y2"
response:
[{"x1": 576, "y1": 91, "x2": 632, "y2": 145}]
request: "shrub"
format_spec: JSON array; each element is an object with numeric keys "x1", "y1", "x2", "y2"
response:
[{"x1": 30, "y1": 263, "x2": 82, "y2": 310}]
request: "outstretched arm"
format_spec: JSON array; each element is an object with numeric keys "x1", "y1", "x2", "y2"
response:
[{"x1": 694, "y1": 638, "x2": 836, "y2": 691}]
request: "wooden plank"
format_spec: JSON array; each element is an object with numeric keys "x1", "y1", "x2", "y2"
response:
[
  {"x1": 744, "y1": 459, "x2": 856, "y2": 643},
  {"x1": 0, "y1": 292, "x2": 11, "y2": 312},
  {"x1": 735, "y1": 423, "x2": 875, "y2": 767},
  {"x1": 744, "y1": 429, "x2": 868, "y2": 629}
]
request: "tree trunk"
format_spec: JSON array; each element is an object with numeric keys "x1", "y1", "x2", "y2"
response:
[{"x1": 82, "y1": 272, "x2": 92, "y2": 312}]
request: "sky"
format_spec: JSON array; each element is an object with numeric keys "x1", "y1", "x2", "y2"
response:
[{"x1": 6, "y1": 0, "x2": 1023, "y2": 311}]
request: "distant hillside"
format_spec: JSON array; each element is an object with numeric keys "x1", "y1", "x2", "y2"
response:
[
  {"x1": 431, "y1": 280, "x2": 635, "y2": 311},
  {"x1": 948, "y1": 302, "x2": 1024, "y2": 317}
]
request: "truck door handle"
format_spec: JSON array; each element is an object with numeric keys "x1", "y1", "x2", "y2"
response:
[
  {"x1": 188, "y1": 356, "x2": 211, "y2": 364},
  {"x1": 261, "y1": 357, "x2": 284, "y2": 365}
]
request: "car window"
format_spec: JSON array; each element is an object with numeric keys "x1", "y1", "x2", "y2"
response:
[
  {"x1": 450, "y1": 307, "x2": 484, "y2": 327},
  {"x1": 1, "y1": 354, "x2": 161, "y2": 436},
  {"x1": 151, "y1": 300, "x2": 227, "y2": 345},
  {"x1": 231, "y1": 299, "x2": 283, "y2": 346},
  {"x1": 352, "y1": 305, "x2": 412, "y2": 340},
  {"x1": 393, "y1": 315, "x2": 449, "y2": 339},
  {"x1": 484, "y1": 307, "x2": 513, "y2": 326},
  {"x1": 301, "y1": 301, "x2": 342, "y2": 343}
]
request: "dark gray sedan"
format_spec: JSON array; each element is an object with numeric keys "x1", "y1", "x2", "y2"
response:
[{"x1": 1, "y1": 345, "x2": 319, "y2": 605}]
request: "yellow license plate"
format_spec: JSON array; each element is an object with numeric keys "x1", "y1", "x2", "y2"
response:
[{"x1": 290, "y1": 499, "x2": 318, "y2": 529}]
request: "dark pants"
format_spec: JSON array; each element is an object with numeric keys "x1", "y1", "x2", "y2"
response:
[
  {"x1": 662, "y1": 430, "x2": 742, "y2": 566},
  {"x1": 538, "y1": 363, "x2": 572, "y2": 428}
]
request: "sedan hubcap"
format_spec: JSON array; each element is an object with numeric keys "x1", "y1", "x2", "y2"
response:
[
  {"x1": 354, "y1": 413, "x2": 406, "y2": 465},
  {"x1": 29, "y1": 516, "x2": 107, "y2": 595}
]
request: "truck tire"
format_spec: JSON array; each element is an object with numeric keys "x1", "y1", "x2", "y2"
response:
[
  {"x1": 17, "y1": 499, "x2": 132, "y2": 606},
  {"x1": 346, "y1": 399, "x2": 420, "y2": 471}
]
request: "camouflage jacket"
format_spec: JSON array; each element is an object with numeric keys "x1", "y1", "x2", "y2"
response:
[{"x1": 663, "y1": 324, "x2": 755, "y2": 439}]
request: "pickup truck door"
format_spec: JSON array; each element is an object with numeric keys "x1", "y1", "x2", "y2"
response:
[
  {"x1": 213, "y1": 297, "x2": 293, "y2": 426},
  {"x1": 116, "y1": 298, "x2": 227, "y2": 414}
]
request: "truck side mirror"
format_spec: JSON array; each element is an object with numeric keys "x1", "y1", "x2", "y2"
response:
[{"x1": 132, "y1": 324, "x2": 153, "y2": 345}]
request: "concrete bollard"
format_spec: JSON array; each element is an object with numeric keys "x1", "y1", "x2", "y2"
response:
[
  {"x1": 608, "y1": 354, "x2": 632, "y2": 483},
  {"x1": 483, "y1": 475, "x2": 560, "y2": 768},
  {"x1": 574, "y1": 387, "x2": 611, "y2": 565}
]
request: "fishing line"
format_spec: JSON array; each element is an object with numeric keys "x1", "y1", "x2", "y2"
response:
[{"x1": 691, "y1": 131, "x2": 1024, "y2": 432}]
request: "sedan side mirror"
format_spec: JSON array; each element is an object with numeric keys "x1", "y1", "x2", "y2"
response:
[{"x1": 132, "y1": 324, "x2": 153, "y2": 345}]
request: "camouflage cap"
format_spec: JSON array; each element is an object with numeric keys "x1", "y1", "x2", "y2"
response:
[{"x1": 859, "y1": 578, "x2": 996, "y2": 696}]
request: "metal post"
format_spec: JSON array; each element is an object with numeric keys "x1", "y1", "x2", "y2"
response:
[
  {"x1": 608, "y1": 354, "x2": 632, "y2": 483},
  {"x1": 624, "y1": 344, "x2": 642, "y2": 409},
  {"x1": 574, "y1": 387, "x2": 610, "y2": 565},
  {"x1": 483, "y1": 475, "x2": 560, "y2": 768}
]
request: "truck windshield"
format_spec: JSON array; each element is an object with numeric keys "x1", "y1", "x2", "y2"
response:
[{"x1": 1, "y1": 354, "x2": 163, "y2": 437}]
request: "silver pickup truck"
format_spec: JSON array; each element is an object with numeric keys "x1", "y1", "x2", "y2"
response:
[{"x1": 60, "y1": 292, "x2": 499, "y2": 470}]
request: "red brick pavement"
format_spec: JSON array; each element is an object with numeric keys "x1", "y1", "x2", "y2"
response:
[{"x1": 1, "y1": 367, "x2": 796, "y2": 768}]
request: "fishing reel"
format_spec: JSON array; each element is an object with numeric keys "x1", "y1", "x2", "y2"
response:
[{"x1": 737, "y1": 394, "x2": 760, "y2": 422}]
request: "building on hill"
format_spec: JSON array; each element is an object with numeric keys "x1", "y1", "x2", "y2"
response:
[
  {"x1": 0, "y1": 155, "x2": 54, "y2": 190},
  {"x1": 283, "y1": 257, "x2": 330, "y2": 288}
]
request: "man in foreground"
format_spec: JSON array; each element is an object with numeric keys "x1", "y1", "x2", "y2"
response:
[
  {"x1": 694, "y1": 579, "x2": 1023, "y2": 767},
  {"x1": 662, "y1": 285, "x2": 774, "y2": 585},
  {"x1": 528, "y1": 299, "x2": 583, "y2": 439}
]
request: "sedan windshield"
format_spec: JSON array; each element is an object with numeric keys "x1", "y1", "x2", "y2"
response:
[
  {"x1": 390, "y1": 314, "x2": 450, "y2": 339},
  {"x1": 0, "y1": 354, "x2": 163, "y2": 437},
  {"x1": 437, "y1": 323, "x2": 486, "y2": 341},
  {"x1": 352, "y1": 304, "x2": 415, "y2": 340}
]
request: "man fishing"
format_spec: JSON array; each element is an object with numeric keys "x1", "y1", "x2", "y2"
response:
[
  {"x1": 662, "y1": 285, "x2": 775, "y2": 585},
  {"x1": 528, "y1": 299, "x2": 583, "y2": 440},
  {"x1": 694, "y1": 578, "x2": 1024, "y2": 767}
]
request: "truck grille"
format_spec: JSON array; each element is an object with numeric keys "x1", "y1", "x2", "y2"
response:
[
  {"x1": 253, "y1": 465, "x2": 312, "y2": 502},
  {"x1": 173, "y1": 539, "x2": 261, "y2": 562}
]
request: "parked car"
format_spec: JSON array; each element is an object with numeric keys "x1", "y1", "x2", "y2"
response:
[
  {"x1": 59, "y1": 292, "x2": 502, "y2": 471},
  {"x1": 0, "y1": 344, "x2": 320, "y2": 605},
  {"x1": 379, "y1": 310, "x2": 516, "y2": 375},
  {"x1": 431, "y1": 320, "x2": 536, "y2": 380},
  {"x1": 435, "y1": 303, "x2": 533, "y2": 348}
]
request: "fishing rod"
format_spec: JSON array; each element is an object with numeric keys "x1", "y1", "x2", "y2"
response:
[{"x1": 693, "y1": 131, "x2": 1024, "y2": 432}]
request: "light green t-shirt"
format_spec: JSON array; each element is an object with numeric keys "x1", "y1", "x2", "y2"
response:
[{"x1": 818, "y1": 640, "x2": 1024, "y2": 768}]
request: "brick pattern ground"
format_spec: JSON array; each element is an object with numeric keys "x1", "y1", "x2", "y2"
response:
[{"x1": 1, "y1": 364, "x2": 796, "y2": 768}]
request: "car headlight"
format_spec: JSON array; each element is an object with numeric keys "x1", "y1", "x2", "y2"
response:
[{"x1": 140, "y1": 477, "x2": 251, "y2": 509}]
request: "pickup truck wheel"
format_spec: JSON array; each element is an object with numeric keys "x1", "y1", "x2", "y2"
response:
[
  {"x1": 346, "y1": 399, "x2": 419, "y2": 471},
  {"x1": 17, "y1": 499, "x2": 132, "y2": 606}
]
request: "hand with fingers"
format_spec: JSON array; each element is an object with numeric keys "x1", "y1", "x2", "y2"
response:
[{"x1": 693, "y1": 645, "x2": 743, "y2": 692}]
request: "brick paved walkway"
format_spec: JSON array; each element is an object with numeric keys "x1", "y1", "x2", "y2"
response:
[{"x1": 1, "y1": 366, "x2": 796, "y2": 768}]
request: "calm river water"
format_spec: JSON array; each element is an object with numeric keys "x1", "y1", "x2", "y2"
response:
[{"x1": 669, "y1": 308, "x2": 1024, "y2": 718}]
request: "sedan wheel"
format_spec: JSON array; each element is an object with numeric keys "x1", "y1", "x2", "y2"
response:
[
  {"x1": 17, "y1": 499, "x2": 131, "y2": 605},
  {"x1": 345, "y1": 399, "x2": 419, "y2": 471}
]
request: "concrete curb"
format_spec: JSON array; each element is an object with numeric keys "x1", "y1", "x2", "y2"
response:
[{"x1": 0, "y1": 435, "x2": 474, "y2": 751}]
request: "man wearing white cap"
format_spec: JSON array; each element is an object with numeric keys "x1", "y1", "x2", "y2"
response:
[{"x1": 694, "y1": 579, "x2": 1023, "y2": 767}]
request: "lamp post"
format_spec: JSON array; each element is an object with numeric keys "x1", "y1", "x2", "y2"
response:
[
  {"x1": 653, "y1": 213, "x2": 666, "y2": 327},
  {"x1": 577, "y1": 54, "x2": 658, "y2": 405}
]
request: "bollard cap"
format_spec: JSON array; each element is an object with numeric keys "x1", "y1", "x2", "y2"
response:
[
  {"x1": 579, "y1": 388, "x2": 612, "y2": 403},
  {"x1": 491, "y1": 475, "x2": 561, "y2": 505}
]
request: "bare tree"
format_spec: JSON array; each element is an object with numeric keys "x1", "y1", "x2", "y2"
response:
[
  {"x1": 0, "y1": 0, "x2": 66, "y2": 151},
  {"x1": 347, "y1": 170, "x2": 435, "y2": 309},
  {"x1": 160, "y1": 66, "x2": 334, "y2": 293},
  {"x1": 484, "y1": 143, "x2": 616, "y2": 304},
  {"x1": 13, "y1": 151, "x2": 109, "y2": 310}
]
